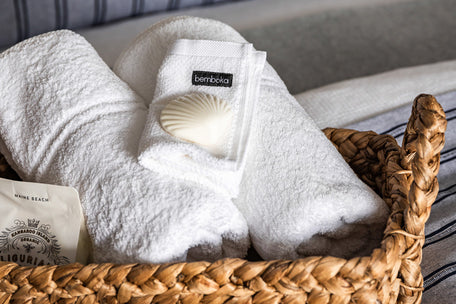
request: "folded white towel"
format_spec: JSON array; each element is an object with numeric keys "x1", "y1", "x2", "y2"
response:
[
  {"x1": 295, "y1": 59, "x2": 456, "y2": 128},
  {"x1": 0, "y1": 30, "x2": 249, "y2": 263},
  {"x1": 115, "y1": 16, "x2": 390, "y2": 260},
  {"x1": 138, "y1": 39, "x2": 266, "y2": 198}
]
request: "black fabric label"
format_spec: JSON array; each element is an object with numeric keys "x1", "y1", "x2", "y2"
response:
[{"x1": 192, "y1": 71, "x2": 233, "y2": 87}]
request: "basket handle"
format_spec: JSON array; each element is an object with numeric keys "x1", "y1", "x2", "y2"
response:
[
  {"x1": 402, "y1": 94, "x2": 447, "y2": 237},
  {"x1": 396, "y1": 94, "x2": 446, "y2": 303}
]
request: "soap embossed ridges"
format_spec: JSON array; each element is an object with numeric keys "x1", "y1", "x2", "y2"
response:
[{"x1": 160, "y1": 92, "x2": 233, "y2": 156}]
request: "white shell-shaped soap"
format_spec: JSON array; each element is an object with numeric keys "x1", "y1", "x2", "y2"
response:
[{"x1": 160, "y1": 93, "x2": 233, "y2": 156}]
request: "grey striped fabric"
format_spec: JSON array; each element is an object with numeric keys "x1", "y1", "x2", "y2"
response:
[
  {"x1": 0, "y1": 0, "x2": 245, "y2": 47},
  {"x1": 347, "y1": 92, "x2": 456, "y2": 304}
]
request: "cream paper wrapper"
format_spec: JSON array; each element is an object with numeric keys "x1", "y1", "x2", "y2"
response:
[{"x1": 0, "y1": 178, "x2": 89, "y2": 266}]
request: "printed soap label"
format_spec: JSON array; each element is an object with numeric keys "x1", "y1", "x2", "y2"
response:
[
  {"x1": 0, "y1": 219, "x2": 69, "y2": 265},
  {"x1": 192, "y1": 71, "x2": 233, "y2": 87},
  {"x1": 0, "y1": 178, "x2": 87, "y2": 266}
]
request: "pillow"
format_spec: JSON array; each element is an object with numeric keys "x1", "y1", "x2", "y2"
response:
[{"x1": 294, "y1": 60, "x2": 456, "y2": 128}]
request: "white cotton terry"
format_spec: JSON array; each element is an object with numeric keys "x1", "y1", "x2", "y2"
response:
[
  {"x1": 138, "y1": 39, "x2": 266, "y2": 198},
  {"x1": 0, "y1": 30, "x2": 250, "y2": 264},
  {"x1": 114, "y1": 16, "x2": 390, "y2": 260}
]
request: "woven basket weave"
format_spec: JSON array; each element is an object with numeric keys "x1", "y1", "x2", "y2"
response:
[{"x1": 0, "y1": 94, "x2": 447, "y2": 304}]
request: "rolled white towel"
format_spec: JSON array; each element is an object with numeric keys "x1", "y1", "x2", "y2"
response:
[
  {"x1": 0, "y1": 30, "x2": 249, "y2": 264},
  {"x1": 114, "y1": 16, "x2": 390, "y2": 260}
]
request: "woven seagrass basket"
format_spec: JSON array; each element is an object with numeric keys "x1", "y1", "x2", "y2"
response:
[{"x1": 0, "y1": 94, "x2": 447, "y2": 304}]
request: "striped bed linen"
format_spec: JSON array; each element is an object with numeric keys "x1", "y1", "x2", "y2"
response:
[
  {"x1": 347, "y1": 91, "x2": 456, "y2": 303},
  {"x1": 0, "y1": 0, "x2": 245, "y2": 47}
]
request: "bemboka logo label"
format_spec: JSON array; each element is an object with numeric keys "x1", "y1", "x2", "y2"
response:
[
  {"x1": 192, "y1": 71, "x2": 233, "y2": 87},
  {"x1": 0, "y1": 219, "x2": 69, "y2": 266}
]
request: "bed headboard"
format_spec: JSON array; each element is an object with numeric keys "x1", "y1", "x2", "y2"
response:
[{"x1": 0, "y1": 0, "x2": 247, "y2": 47}]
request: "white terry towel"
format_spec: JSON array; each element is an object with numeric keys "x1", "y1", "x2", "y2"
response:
[
  {"x1": 138, "y1": 39, "x2": 266, "y2": 198},
  {"x1": 114, "y1": 16, "x2": 390, "y2": 260},
  {"x1": 0, "y1": 30, "x2": 249, "y2": 263}
]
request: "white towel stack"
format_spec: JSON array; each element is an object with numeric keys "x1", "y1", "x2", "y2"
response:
[
  {"x1": 115, "y1": 16, "x2": 390, "y2": 260},
  {"x1": 0, "y1": 30, "x2": 250, "y2": 263},
  {"x1": 138, "y1": 39, "x2": 266, "y2": 198}
]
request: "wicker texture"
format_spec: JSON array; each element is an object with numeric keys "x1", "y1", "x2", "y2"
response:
[{"x1": 0, "y1": 94, "x2": 446, "y2": 304}]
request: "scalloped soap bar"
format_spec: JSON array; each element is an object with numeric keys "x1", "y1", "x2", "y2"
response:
[{"x1": 160, "y1": 93, "x2": 233, "y2": 156}]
